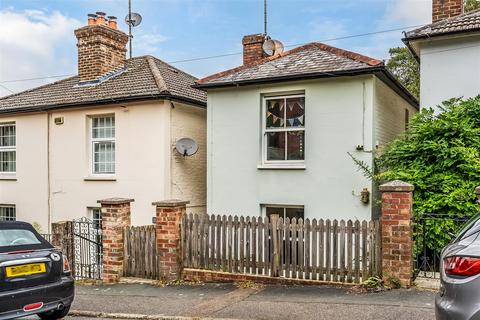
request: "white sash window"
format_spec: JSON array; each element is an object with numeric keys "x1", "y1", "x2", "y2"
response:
[{"x1": 91, "y1": 115, "x2": 115, "y2": 175}]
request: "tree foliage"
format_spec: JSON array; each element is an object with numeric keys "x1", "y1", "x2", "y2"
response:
[
  {"x1": 386, "y1": 47, "x2": 420, "y2": 98},
  {"x1": 376, "y1": 97, "x2": 480, "y2": 250},
  {"x1": 465, "y1": 0, "x2": 480, "y2": 12}
]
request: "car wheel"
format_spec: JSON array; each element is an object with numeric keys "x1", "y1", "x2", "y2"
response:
[{"x1": 37, "y1": 305, "x2": 70, "y2": 319}]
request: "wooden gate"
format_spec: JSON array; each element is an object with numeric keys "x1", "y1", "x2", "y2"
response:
[
  {"x1": 123, "y1": 225, "x2": 159, "y2": 279},
  {"x1": 182, "y1": 214, "x2": 381, "y2": 283}
]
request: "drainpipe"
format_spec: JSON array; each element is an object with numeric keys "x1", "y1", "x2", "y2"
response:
[{"x1": 47, "y1": 112, "x2": 52, "y2": 233}]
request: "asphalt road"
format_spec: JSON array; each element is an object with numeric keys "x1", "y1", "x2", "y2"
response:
[{"x1": 19, "y1": 283, "x2": 437, "y2": 320}]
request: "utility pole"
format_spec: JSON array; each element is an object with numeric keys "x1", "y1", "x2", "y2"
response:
[
  {"x1": 264, "y1": 0, "x2": 267, "y2": 36},
  {"x1": 128, "y1": 0, "x2": 132, "y2": 59}
]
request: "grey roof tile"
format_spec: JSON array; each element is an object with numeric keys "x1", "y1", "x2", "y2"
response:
[
  {"x1": 404, "y1": 9, "x2": 480, "y2": 40},
  {"x1": 0, "y1": 55, "x2": 206, "y2": 113}
]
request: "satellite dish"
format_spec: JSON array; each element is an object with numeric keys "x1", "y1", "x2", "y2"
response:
[
  {"x1": 262, "y1": 39, "x2": 284, "y2": 56},
  {"x1": 125, "y1": 12, "x2": 142, "y2": 27},
  {"x1": 175, "y1": 138, "x2": 199, "y2": 157}
]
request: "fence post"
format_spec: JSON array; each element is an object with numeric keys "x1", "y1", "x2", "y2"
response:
[
  {"x1": 379, "y1": 180, "x2": 414, "y2": 288},
  {"x1": 270, "y1": 214, "x2": 280, "y2": 277},
  {"x1": 51, "y1": 221, "x2": 75, "y2": 274},
  {"x1": 153, "y1": 200, "x2": 189, "y2": 282},
  {"x1": 98, "y1": 197, "x2": 134, "y2": 284}
]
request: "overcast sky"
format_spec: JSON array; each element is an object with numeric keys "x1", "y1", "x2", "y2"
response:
[{"x1": 0, "y1": 0, "x2": 432, "y2": 97}]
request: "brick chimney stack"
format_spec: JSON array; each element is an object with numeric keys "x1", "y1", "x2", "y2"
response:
[
  {"x1": 74, "y1": 12, "x2": 129, "y2": 83},
  {"x1": 242, "y1": 34, "x2": 266, "y2": 66},
  {"x1": 432, "y1": 0, "x2": 463, "y2": 23}
]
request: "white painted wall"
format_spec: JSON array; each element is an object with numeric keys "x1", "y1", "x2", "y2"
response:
[
  {"x1": 207, "y1": 77, "x2": 376, "y2": 221},
  {"x1": 419, "y1": 35, "x2": 480, "y2": 111},
  {"x1": 1, "y1": 100, "x2": 207, "y2": 232},
  {"x1": 0, "y1": 113, "x2": 49, "y2": 233},
  {"x1": 374, "y1": 78, "x2": 418, "y2": 149},
  {"x1": 171, "y1": 102, "x2": 207, "y2": 214}
]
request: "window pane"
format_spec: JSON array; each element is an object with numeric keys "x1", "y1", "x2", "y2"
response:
[
  {"x1": 287, "y1": 131, "x2": 305, "y2": 160},
  {"x1": 267, "y1": 132, "x2": 285, "y2": 160},
  {"x1": 92, "y1": 116, "x2": 115, "y2": 139},
  {"x1": 0, "y1": 124, "x2": 15, "y2": 147},
  {"x1": 93, "y1": 141, "x2": 115, "y2": 174},
  {"x1": 0, "y1": 206, "x2": 16, "y2": 221},
  {"x1": 286, "y1": 97, "x2": 305, "y2": 128},
  {"x1": 266, "y1": 99, "x2": 285, "y2": 128},
  {"x1": 286, "y1": 207, "x2": 304, "y2": 220},
  {"x1": 0, "y1": 151, "x2": 16, "y2": 172},
  {"x1": 266, "y1": 207, "x2": 285, "y2": 218}
]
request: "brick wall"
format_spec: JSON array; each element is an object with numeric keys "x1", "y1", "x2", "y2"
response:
[
  {"x1": 74, "y1": 21, "x2": 128, "y2": 82},
  {"x1": 242, "y1": 34, "x2": 266, "y2": 66},
  {"x1": 432, "y1": 0, "x2": 463, "y2": 23},
  {"x1": 379, "y1": 180, "x2": 414, "y2": 288},
  {"x1": 153, "y1": 200, "x2": 189, "y2": 281},
  {"x1": 99, "y1": 197, "x2": 133, "y2": 283}
]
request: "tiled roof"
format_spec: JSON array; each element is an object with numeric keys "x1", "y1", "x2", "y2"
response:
[
  {"x1": 404, "y1": 9, "x2": 480, "y2": 40},
  {"x1": 0, "y1": 55, "x2": 206, "y2": 113},
  {"x1": 196, "y1": 43, "x2": 384, "y2": 87}
]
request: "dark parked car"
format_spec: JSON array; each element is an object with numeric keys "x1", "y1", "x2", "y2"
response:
[
  {"x1": 436, "y1": 213, "x2": 480, "y2": 320},
  {"x1": 0, "y1": 221, "x2": 74, "y2": 319}
]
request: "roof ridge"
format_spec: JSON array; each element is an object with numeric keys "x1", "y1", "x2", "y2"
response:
[
  {"x1": 145, "y1": 55, "x2": 200, "y2": 81},
  {"x1": 197, "y1": 42, "x2": 383, "y2": 84},
  {"x1": 146, "y1": 56, "x2": 169, "y2": 93},
  {"x1": 311, "y1": 43, "x2": 384, "y2": 66}
]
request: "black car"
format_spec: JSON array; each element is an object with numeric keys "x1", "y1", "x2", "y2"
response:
[{"x1": 0, "y1": 221, "x2": 74, "y2": 319}]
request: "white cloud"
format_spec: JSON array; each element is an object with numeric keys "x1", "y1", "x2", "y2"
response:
[
  {"x1": 309, "y1": 18, "x2": 349, "y2": 42},
  {"x1": 135, "y1": 32, "x2": 169, "y2": 55},
  {"x1": 0, "y1": 8, "x2": 81, "y2": 96},
  {"x1": 383, "y1": 0, "x2": 431, "y2": 26}
]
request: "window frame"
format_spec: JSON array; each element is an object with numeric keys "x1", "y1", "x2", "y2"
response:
[
  {"x1": 0, "y1": 205, "x2": 16, "y2": 221},
  {"x1": 261, "y1": 94, "x2": 305, "y2": 167},
  {"x1": 261, "y1": 204, "x2": 305, "y2": 221},
  {"x1": 0, "y1": 122, "x2": 16, "y2": 174},
  {"x1": 89, "y1": 114, "x2": 115, "y2": 176}
]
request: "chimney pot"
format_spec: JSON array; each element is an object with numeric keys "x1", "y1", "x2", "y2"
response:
[
  {"x1": 242, "y1": 33, "x2": 266, "y2": 66},
  {"x1": 87, "y1": 13, "x2": 97, "y2": 26},
  {"x1": 107, "y1": 16, "x2": 118, "y2": 29},
  {"x1": 95, "y1": 11, "x2": 106, "y2": 25}
]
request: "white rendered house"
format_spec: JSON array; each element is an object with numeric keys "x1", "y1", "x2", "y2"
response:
[{"x1": 196, "y1": 35, "x2": 418, "y2": 221}]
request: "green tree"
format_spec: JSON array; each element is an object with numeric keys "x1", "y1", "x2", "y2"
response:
[
  {"x1": 386, "y1": 47, "x2": 420, "y2": 98},
  {"x1": 464, "y1": 0, "x2": 480, "y2": 12},
  {"x1": 376, "y1": 97, "x2": 480, "y2": 250}
]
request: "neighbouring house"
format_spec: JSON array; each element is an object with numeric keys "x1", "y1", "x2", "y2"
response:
[
  {"x1": 403, "y1": 0, "x2": 480, "y2": 111},
  {"x1": 195, "y1": 34, "x2": 418, "y2": 221},
  {"x1": 0, "y1": 12, "x2": 207, "y2": 232}
]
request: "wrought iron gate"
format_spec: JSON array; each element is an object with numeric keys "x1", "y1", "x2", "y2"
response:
[
  {"x1": 414, "y1": 213, "x2": 469, "y2": 279},
  {"x1": 73, "y1": 217, "x2": 103, "y2": 279}
]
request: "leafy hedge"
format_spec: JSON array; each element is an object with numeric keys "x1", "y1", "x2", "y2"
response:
[{"x1": 375, "y1": 97, "x2": 480, "y2": 251}]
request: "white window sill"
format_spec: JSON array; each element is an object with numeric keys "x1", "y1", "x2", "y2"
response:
[
  {"x1": 84, "y1": 176, "x2": 117, "y2": 181},
  {"x1": 0, "y1": 174, "x2": 17, "y2": 181},
  {"x1": 257, "y1": 164, "x2": 306, "y2": 170}
]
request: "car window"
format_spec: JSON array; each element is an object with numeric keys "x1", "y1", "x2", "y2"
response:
[
  {"x1": 0, "y1": 229, "x2": 41, "y2": 247},
  {"x1": 454, "y1": 214, "x2": 480, "y2": 243}
]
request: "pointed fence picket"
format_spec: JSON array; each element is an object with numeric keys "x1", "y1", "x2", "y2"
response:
[{"x1": 182, "y1": 214, "x2": 380, "y2": 284}]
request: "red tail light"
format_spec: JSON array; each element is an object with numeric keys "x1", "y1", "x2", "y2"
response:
[
  {"x1": 62, "y1": 255, "x2": 71, "y2": 273},
  {"x1": 23, "y1": 302, "x2": 43, "y2": 311},
  {"x1": 444, "y1": 256, "x2": 480, "y2": 277}
]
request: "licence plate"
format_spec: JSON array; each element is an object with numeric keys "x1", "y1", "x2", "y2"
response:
[{"x1": 5, "y1": 263, "x2": 46, "y2": 278}]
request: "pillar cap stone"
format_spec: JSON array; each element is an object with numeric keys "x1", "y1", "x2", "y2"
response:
[
  {"x1": 152, "y1": 199, "x2": 190, "y2": 207},
  {"x1": 379, "y1": 180, "x2": 414, "y2": 192},
  {"x1": 475, "y1": 186, "x2": 480, "y2": 199},
  {"x1": 97, "y1": 197, "x2": 134, "y2": 204}
]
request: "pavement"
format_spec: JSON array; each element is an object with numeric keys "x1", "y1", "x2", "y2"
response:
[{"x1": 21, "y1": 282, "x2": 437, "y2": 320}]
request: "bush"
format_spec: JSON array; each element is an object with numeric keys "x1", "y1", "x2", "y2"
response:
[{"x1": 358, "y1": 97, "x2": 480, "y2": 252}]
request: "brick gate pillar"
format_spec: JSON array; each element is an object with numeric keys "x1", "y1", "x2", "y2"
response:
[
  {"x1": 98, "y1": 197, "x2": 134, "y2": 283},
  {"x1": 153, "y1": 200, "x2": 189, "y2": 282},
  {"x1": 476, "y1": 186, "x2": 480, "y2": 204},
  {"x1": 51, "y1": 221, "x2": 75, "y2": 274},
  {"x1": 379, "y1": 180, "x2": 414, "y2": 288}
]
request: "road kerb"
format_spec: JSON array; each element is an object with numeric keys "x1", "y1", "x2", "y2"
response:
[{"x1": 70, "y1": 310, "x2": 240, "y2": 320}]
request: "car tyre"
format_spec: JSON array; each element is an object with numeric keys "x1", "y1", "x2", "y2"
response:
[{"x1": 38, "y1": 305, "x2": 71, "y2": 319}]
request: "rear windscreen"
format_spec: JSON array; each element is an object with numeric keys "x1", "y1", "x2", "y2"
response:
[{"x1": 0, "y1": 229, "x2": 42, "y2": 247}]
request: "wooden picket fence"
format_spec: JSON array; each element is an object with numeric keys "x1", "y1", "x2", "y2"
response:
[
  {"x1": 182, "y1": 214, "x2": 381, "y2": 283},
  {"x1": 123, "y1": 225, "x2": 159, "y2": 279}
]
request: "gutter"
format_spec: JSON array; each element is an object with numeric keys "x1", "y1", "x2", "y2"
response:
[
  {"x1": 0, "y1": 94, "x2": 206, "y2": 116},
  {"x1": 194, "y1": 66, "x2": 419, "y2": 110}
]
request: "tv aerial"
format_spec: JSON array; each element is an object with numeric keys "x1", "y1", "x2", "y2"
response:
[
  {"x1": 125, "y1": 0, "x2": 142, "y2": 59},
  {"x1": 261, "y1": 0, "x2": 284, "y2": 56},
  {"x1": 175, "y1": 138, "x2": 199, "y2": 157}
]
